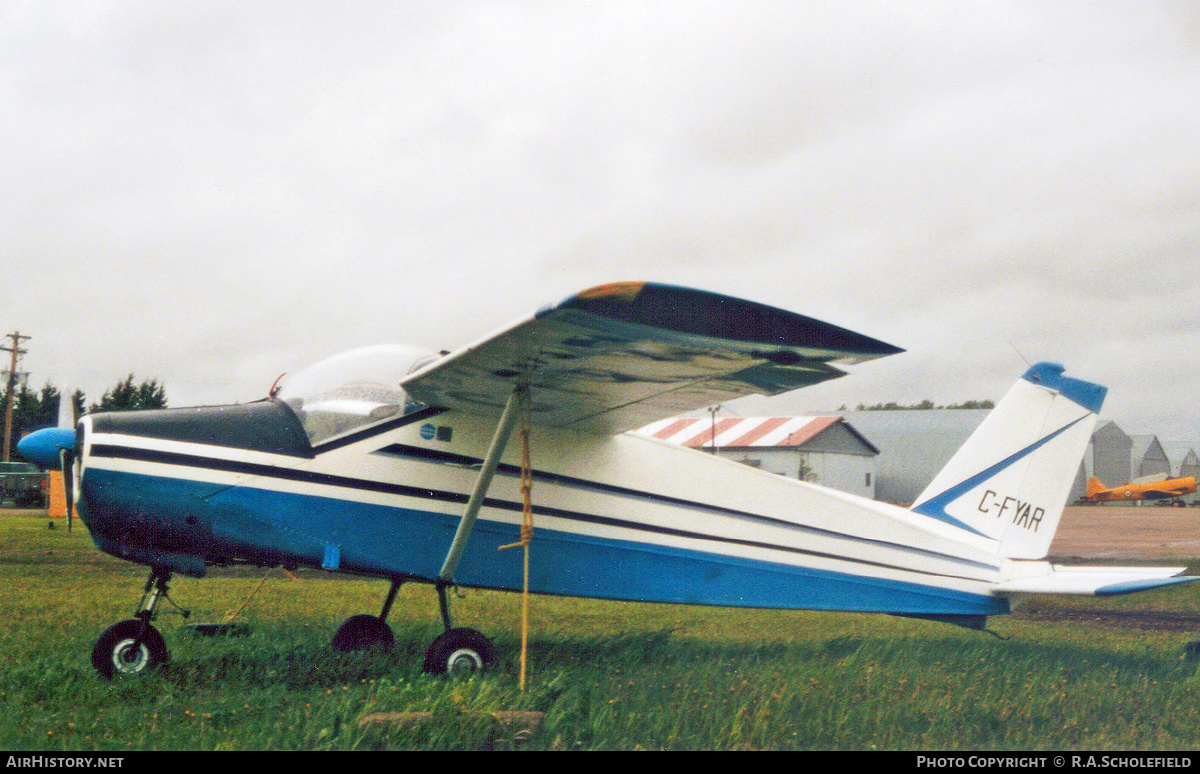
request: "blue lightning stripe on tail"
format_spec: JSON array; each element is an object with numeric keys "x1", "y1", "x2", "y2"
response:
[{"x1": 911, "y1": 416, "x2": 1087, "y2": 535}]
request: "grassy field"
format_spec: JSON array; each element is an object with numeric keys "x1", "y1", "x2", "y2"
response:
[{"x1": 3, "y1": 513, "x2": 1200, "y2": 750}]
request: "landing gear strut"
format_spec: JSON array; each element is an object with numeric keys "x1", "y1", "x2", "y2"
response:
[
  {"x1": 415, "y1": 389, "x2": 525, "y2": 675},
  {"x1": 329, "y1": 579, "x2": 495, "y2": 674},
  {"x1": 331, "y1": 388, "x2": 523, "y2": 672},
  {"x1": 92, "y1": 568, "x2": 177, "y2": 679}
]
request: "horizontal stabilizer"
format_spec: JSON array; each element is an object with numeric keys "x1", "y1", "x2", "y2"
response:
[{"x1": 994, "y1": 565, "x2": 1197, "y2": 596}]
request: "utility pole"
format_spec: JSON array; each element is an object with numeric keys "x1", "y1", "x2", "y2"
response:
[
  {"x1": 708, "y1": 404, "x2": 721, "y2": 455},
  {"x1": 2, "y1": 331, "x2": 31, "y2": 462}
]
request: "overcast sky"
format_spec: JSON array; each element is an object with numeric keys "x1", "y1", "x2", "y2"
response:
[{"x1": 3, "y1": 2, "x2": 1199, "y2": 451}]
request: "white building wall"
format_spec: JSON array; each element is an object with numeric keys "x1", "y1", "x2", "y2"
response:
[
  {"x1": 801, "y1": 451, "x2": 876, "y2": 499},
  {"x1": 724, "y1": 448, "x2": 794, "y2": 479},
  {"x1": 719, "y1": 448, "x2": 876, "y2": 499}
]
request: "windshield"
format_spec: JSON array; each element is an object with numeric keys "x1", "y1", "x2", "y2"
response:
[{"x1": 277, "y1": 344, "x2": 440, "y2": 445}]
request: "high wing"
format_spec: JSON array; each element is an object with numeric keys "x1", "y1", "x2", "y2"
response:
[{"x1": 402, "y1": 282, "x2": 903, "y2": 434}]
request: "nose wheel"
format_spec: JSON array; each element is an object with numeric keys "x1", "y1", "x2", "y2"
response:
[
  {"x1": 92, "y1": 619, "x2": 168, "y2": 678},
  {"x1": 91, "y1": 568, "x2": 177, "y2": 679}
]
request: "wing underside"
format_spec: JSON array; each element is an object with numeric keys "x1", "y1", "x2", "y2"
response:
[{"x1": 402, "y1": 282, "x2": 903, "y2": 434}]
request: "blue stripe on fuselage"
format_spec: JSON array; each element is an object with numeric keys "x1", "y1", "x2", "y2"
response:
[
  {"x1": 374, "y1": 442, "x2": 1001, "y2": 574},
  {"x1": 80, "y1": 467, "x2": 1007, "y2": 615},
  {"x1": 87, "y1": 443, "x2": 1001, "y2": 580}
]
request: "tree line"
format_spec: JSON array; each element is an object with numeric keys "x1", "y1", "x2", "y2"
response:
[
  {"x1": 838, "y1": 399, "x2": 996, "y2": 411},
  {"x1": 4, "y1": 375, "x2": 167, "y2": 445}
]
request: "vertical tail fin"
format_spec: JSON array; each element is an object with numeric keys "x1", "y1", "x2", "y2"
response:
[
  {"x1": 1086, "y1": 476, "x2": 1107, "y2": 498},
  {"x1": 910, "y1": 363, "x2": 1105, "y2": 559}
]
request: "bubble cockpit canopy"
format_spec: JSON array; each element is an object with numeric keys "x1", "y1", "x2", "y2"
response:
[{"x1": 277, "y1": 344, "x2": 440, "y2": 446}]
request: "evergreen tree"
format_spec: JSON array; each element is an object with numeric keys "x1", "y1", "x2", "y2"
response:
[
  {"x1": 3, "y1": 382, "x2": 55, "y2": 445},
  {"x1": 33, "y1": 383, "x2": 60, "y2": 428},
  {"x1": 90, "y1": 375, "x2": 168, "y2": 413},
  {"x1": 70, "y1": 389, "x2": 86, "y2": 423}
]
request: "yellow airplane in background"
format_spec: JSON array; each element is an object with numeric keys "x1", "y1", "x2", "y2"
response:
[{"x1": 1084, "y1": 474, "x2": 1197, "y2": 503}]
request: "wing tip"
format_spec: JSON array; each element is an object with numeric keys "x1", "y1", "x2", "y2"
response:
[
  {"x1": 575, "y1": 281, "x2": 647, "y2": 301},
  {"x1": 542, "y1": 281, "x2": 904, "y2": 359}
]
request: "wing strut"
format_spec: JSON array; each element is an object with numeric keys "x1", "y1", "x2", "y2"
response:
[
  {"x1": 437, "y1": 388, "x2": 524, "y2": 584},
  {"x1": 435, "y1": 385, "x2": 537, "y2": 689}
]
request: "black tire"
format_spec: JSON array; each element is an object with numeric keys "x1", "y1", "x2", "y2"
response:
[
  {"x1": 330, "y1": 614, "x2": 395, "y2": 652},
  {"x1": 92, "y1": 619, "x2": 168, "y2": 679},
  {"x1": 422, "y1": 627, "x2": 494, "y2": 675}
]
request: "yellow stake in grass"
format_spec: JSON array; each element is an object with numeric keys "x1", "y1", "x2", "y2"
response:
[{"x1": 498, "y1": 387, "x2": 534, "y2": 690}]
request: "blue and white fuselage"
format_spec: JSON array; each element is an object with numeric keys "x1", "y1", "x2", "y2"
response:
[{"x1": 74, "y1": 390, "x2": 1008, "y2": 616}]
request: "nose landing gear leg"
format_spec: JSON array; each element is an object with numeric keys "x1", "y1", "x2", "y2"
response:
[{"x1": 92, "y1": 568, "x2": 173, "y2": 679}]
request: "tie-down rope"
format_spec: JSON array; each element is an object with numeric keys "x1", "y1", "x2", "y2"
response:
[{"x1": 498, "y1": 386, "x2": 534, "y2": 690}]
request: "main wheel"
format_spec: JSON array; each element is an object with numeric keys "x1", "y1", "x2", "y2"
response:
[
  {"x1": 92, "y1": 619, "x2": 168, "y2": 679},
  {"x1": 331, "y1": 614, "x2": 395, "y2": 652},
  {"x1": 422, "y1": 627, "x2": 494, "y2": 675}
]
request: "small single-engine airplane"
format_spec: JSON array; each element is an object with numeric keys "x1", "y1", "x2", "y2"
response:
[
  {"x1": 1084, "y1": 474, "x2": 1198, "y2": 504},
  {"x1": 18, "y1": 282, "x2": 1197, "y2": 678}
]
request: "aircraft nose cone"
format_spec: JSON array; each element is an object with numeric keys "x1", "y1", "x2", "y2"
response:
[{"x1": 16, "y1": 427, "x2": 76, "y2": 469}]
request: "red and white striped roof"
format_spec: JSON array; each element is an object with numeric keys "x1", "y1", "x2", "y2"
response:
[{"x1": 634, "y1": 416, "x2": 842, "y2": 449}]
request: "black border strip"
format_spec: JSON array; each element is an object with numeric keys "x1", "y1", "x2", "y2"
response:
[
  {"x1": 90, "y1": 443, "x2": 999, "y2": 583},
  {"x1": 309, "y1": 406, "x2": 447, "y2": 453}
]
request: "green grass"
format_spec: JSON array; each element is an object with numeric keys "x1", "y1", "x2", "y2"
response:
[{"x1": 3, "y1": 514, "x2": 1200, "y2": 750}]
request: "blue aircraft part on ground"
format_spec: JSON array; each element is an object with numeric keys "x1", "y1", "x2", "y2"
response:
[{"x1": 35, "y1": 283, "x2": 1197, "y2": 680}]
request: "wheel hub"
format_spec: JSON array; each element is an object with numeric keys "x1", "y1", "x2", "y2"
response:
[
  {"x1": 112, "y1": 638, "x2": 150, "y2": 674},
  {"x1": 446, "y1": 648, "x2": 482, "y2": 673}
]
